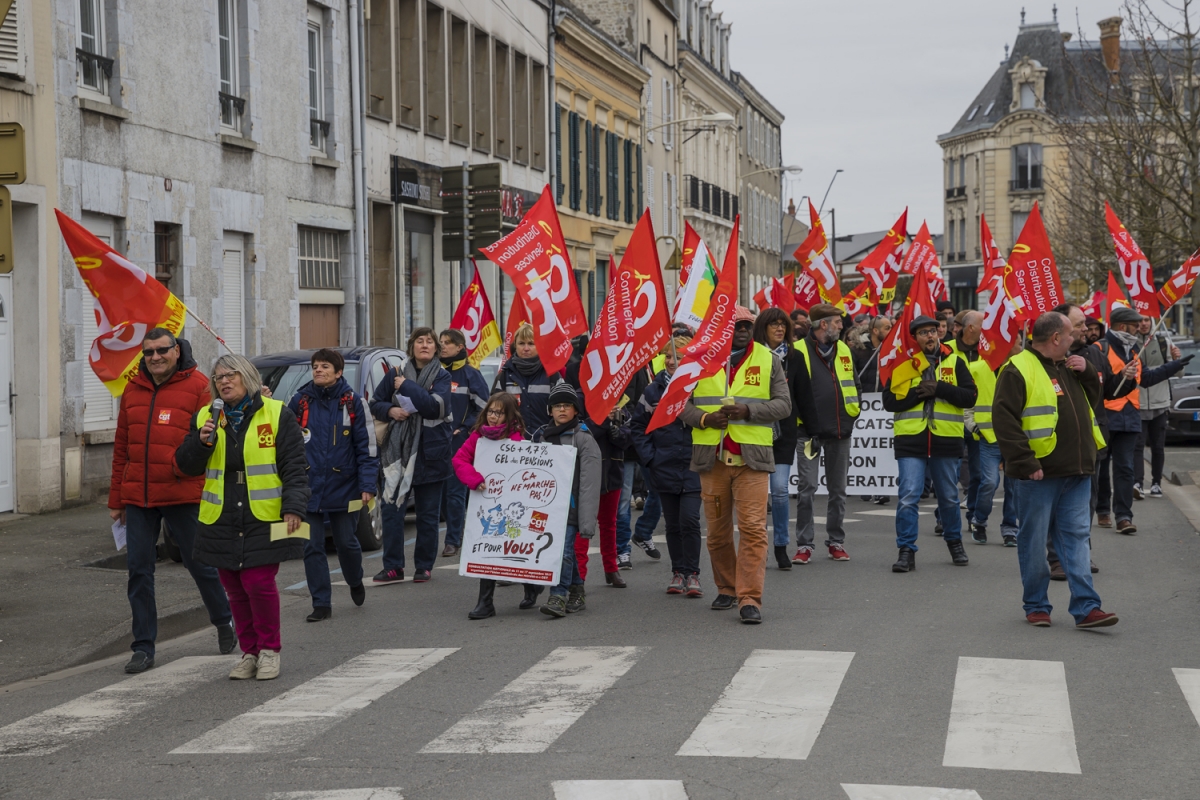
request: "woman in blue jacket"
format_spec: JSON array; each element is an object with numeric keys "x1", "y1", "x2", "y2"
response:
[
  {"x1": 492, "y1": 323, "x2": 555, "y2": 434},
  {"x1": 287, "y1": 349, "x2": 378, "y2": 622},
  {"x1": 438, "y1": 328, "x2": 491, "y2": 559},
  {"x1": 629, "y1": 337, "x2": 704, "y2": 598},
  {"x1": 370, "y1": 327, "x2": 453, "y2": 585}
]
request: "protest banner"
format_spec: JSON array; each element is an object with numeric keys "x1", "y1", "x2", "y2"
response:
[
  {"x1": 789, "y1": 393, "x2": 897, "y2": 496},
  {"x1": 459, "y1": 438, "x2": 576, "y2": 585}
]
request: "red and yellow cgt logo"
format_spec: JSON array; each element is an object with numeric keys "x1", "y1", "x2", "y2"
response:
[
  {"x1": 839, "y1": 355, "x2": 851, "y2": 370},
  {"x1": 939, "y1": 366, "x2": 955, "y2": 382},
  {"x1": 156, "y1": 410, "x2": 172, "y2": 424},
  {"x1": 257, "y1": 423, "x2": 276, "y2": 448},
  {"x1": 742, "y1": 366, "x2": 762, "y2": 386}
]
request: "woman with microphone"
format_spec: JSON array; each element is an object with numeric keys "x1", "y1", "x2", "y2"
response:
[{"x1": 175, "y1": 354, "x2": 310, "y2": 681}]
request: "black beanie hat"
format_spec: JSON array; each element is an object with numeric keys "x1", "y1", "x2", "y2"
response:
[{"x1": 547, "y1": 380, "x2": 581, "y2": 413}]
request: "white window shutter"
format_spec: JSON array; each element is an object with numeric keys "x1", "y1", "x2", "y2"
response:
[
  {"x1": 0, "y1": 1, "x2": 24, "y2": 79},
  {"x1": 646, "y1": 82, "x2": 654, "y2": 142},
  {"x1": 222, "y1": 234, "x2": 245, "y2": 355}
]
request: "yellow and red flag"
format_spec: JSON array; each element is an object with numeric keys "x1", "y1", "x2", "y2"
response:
[
  {"x1": 901, "y1": 221, "x2": 947, "y2": 301},
  {"x1": 1008, "y1": 202, "x2": 1064, "y2": 321},
  {"x1": 56, "y1": 209, "x2": 186, "y2": 397},
  {"x1": 1105, "y1": 202, "x2": 1159, "y2": 318},
  {"x1": 449, "y1": 261, "x2": 503, "y2": 368},
  {"x1": 1156, "y1": 248, "x2": 1200, "y2": 313},
  {"x1": 838, "y1": 280, "x2": 875, "y2": 318},
  {"x1": 878, "y1": 251, "x2": 937, "y2": 388},
  {"x1": 1105, "y1": 270, "x2": 1131, "y2": 322},
  {"x1": 793, "y1": 200, "x2": 842, "y2": 306},
  {"x1": 978, "y1": 214, "x2": 1024, "y2": 370},
  {"x1": 856, "y1": 209, "x2": 907, "y2": 309}
]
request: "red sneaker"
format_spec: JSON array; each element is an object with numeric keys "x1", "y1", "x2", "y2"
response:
[
  {"x1": 792, "y1": 547, "x2": 813, "y2": 565},
  {"x1": 1076, "y1": 608, "x2": 1119, "y2": 628},
  {"x1": 828, "y1": 544, "x2": 850, "y2": 562},
  {"x1": 1026, "y1": 612, "x2": 1051, "y2": 627}
]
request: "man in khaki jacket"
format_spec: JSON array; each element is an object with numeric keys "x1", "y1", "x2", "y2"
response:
[{"x1": 679, "y1": 306, "x2": 792, "y2": 624}]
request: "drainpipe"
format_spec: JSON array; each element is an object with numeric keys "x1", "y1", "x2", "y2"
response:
[
  {"x1": 547, "y1": 0, "x2": 557, "y2": 207},
  {"x1": 348, "y1": 0, "x2": 369, "y2": 344}
]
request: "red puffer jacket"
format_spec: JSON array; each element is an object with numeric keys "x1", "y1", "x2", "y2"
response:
[{"x1": 108, "y1": 339, "x2": 212, "y2": 509}]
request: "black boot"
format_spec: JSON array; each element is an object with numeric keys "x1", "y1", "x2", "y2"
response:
[
  {"x1": 774, "y1": 546, "x2": 792, "y2": 570},
  {"x1": 519, "y1": 583, "x2": 543, "y2": 610},
  {"x1": 468, "y1": 580, "x2": 496, "y2": 619},
  {"x1": 947, "y1": 538, "x2": 969, "y2": 566},
  {"x1": 892, "y1": 546, "x2": 916, "y2": 573}
]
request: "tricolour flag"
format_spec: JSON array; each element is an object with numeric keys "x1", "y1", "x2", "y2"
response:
[{"x1": 673, "y1": 222, "x2": 718, "y2": 329}]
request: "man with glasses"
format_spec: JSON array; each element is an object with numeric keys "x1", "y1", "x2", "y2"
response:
[
  {"x1": 108, "y1": 328, "x2": 234, "y2": 673},
  {"x1": 883, "y1": 315, "x2": 978, "y2": 573}
]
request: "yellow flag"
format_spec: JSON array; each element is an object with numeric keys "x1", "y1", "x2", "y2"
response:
[{"x1": 890, "y1": 351, "x2": 930, "y2": 400}]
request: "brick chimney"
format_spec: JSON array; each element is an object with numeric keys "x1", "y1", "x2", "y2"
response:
[
  {"x1": 787, "y1": 198, "x2": 796, "y2": 216},
  {"x1": 1098, "y1": 16, "x2": 1122, "y2": 78}
]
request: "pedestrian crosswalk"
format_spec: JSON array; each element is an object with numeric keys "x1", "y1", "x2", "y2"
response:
[{"x1": 2, "y1": 644, "x2": 1198, "y2": 787}]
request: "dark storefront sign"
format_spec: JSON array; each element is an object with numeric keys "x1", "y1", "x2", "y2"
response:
[{"x1": 390, "y1": 156, "x2": 440, "y2": 209}]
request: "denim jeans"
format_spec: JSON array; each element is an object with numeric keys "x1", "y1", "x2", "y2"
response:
[
  {"x1": 616, "y1": 466, "x2": 635, "y2": 556},
  {"x1": 1097, "y1": 429, "x2": 1137, "y2": 521},
  {"x1": 126, "y1": 503, "x2": 231, "y2": 658},
  {"x1": 660, "y1": 491, "x2": 702, "y2": 575},
  {"x1": 896, "y1": 456, "x2": 962, "y2": 551},
  {"x1": 441, "y1": 472, "x2": 468, "y2": 548},
  {"x1": 550, "y1": 524, "x2": 580, "y2": 597},
  {"x1": 303, "y1": 510, "x2": 364, "y2": 608},
  {"x1": 634, "y1": 488, "x2": 662, "y2": 542},
  {"x1": 1016, "y1": 475, "x2": 1102, "y2": 622},
  {"x1": 381, "y1": 481, "x2": 444, "y2": 573},
  {"x1": 769, "y1": 464, "x2": 792, "y2": 547},
  {"x1": 1001, "y1": 471, "x2": 1020, "y2": 537},
  {"x1": 967, "y1": 438, "x2": 1002, "y2": 528}
]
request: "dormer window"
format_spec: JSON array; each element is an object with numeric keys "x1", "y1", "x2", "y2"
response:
[{"x1": 1020, "y1": 83, "x2": 1036, "y2": 109}]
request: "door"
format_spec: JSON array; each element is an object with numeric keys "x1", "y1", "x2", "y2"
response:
[
  {"x1": 81, "y1": 214, "x2": 120, "y2": 429},
  {"x1": 222, "y1": 232, "x2": 245, "y2": 355},
  {"x1": 298, "y1": 304, "x2": 340, "y2": 348},
  {"x1": 0, "y1": 275, "x2": 14, "y2": 511}
]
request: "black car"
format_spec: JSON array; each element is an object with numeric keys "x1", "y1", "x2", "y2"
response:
[
  {"x1": 251, "y1": 346, "x2": 409, "y2": 551},
  {"x1": 1167, "y1": 341, "x2": 1200, "y2": 442}
]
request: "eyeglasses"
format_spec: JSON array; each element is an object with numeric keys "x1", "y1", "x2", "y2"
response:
[
  {"x1": 551, "y1": 403, "x2": 574, "y2": 411},
  {"x1": 915, "y1": 329, "x2": 940, "y2": 338},
  {"x1": 142, "y1": 346, "x2": 175, "y2": 357},
  {"x1": 767, "y1": 320, "x2": 788, "y2": 327},
  {"x1": 486, "y1": 408, "x2": 505, "y2": 417},
  {"x1": 213, "y1": 372, "x2": 240, "y2": 383}
]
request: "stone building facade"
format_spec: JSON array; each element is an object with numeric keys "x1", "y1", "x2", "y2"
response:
[{"x1": 734, "y1": 71, "x2": 784, "y2": 304}]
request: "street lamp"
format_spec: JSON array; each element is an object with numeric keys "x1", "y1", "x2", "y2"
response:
[
  {"x1": 644, "y1": 112, "x2": 736, "y2": 134},
  {"x1": 739, "y1": 165, "x2": 803, "y2": 181},
  {"x1": 818, "y1": 169, "x2": 843, "y2": 215}
]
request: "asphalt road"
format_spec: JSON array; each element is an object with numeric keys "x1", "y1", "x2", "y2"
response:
[{"x1": 2, "y1": 488, "x2": 1199, "y2": 800}]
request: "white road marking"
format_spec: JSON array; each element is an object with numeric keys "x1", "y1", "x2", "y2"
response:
[
  {"x1": 1172, "y1": 668, "x2": 1200, "y2": 726},
  {"x1": 677, "y1": 649, "x2": 855, "y2": 759},
  {"x1": 171, "y1": 649, "x2": 456, "y2": 754},
  {"x1": 269, "y1": 790, "x2": 404, "y2": 800},
  {"x1": 420, "y1": 646, "x2": 646, "y2": 753},
  {"x1": 859, "y1": 509, "x2": 928, "y2": 517},
  {"x1": 553, "y1": 780, "x2": 688, "y2": 800},
  {"x1": 842, "y1": 785, "x2": 982, "y2": 800},
  {"x1": 943, "y1": 656, "x2": 1080, "y2": 774},
  {"x1": 0, "y1": 656, "x2": 230, "y2": 756}
]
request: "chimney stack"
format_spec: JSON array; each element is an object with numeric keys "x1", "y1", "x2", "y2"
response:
[
  {"x1": 787, "y1": 198, "x2": 796, "y2": 217},
  {"x1": 1098, "y1": 16, "x2": 1122, "y2": 78}
]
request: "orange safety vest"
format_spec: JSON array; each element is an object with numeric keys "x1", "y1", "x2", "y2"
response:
[{"x1": 1104, "y1": 344, "x2": 1141, "y2": 412}]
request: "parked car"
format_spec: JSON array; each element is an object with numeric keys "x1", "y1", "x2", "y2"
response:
[
  {"x1": 478, "y1": 354, "x2": 502, "y2": 394},
  {"x1": 1166, "y1": 341, "x2": 1200, "y2": 442},
  {"x1": 249, "y1": 346, "x2": 409, "y2": 551}
]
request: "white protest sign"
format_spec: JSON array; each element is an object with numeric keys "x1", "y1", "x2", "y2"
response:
[
  {"x1": 459, "y1": 438, "x2": 576, "y2": 585},
  {"x1": 790, "y1": 393, "x2": 899, "y2": 495}
]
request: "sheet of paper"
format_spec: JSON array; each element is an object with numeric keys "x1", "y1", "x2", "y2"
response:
[
  {"x1": 112, "y1": 520, "x2": 127, "y2": 551},
  {"x1": 396, "y1": 395, "x2": 418, "y2": 414},
  {"x1": 269, "y1": 521, "x2": 311, "y2": 541}
]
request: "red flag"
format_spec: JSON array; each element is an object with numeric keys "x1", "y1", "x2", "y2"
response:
[
  {"x1": 1081, "y1": 290, "x2": 1104, "y2": 320},
  {"x1": 877, "y1": 255, "x2": 937, "y2": 386},
  {"x1": 771, "y1": 277, "x2": 796, "y2": 313},
  {"x1": 752, "y1": 283, "x2": 771, "y2": 312},
  {"x1": 449, "y1": 261, "x2": 503, "y2": 368},
  {"x1": 482, "y1": 186, "x2": 587, "y2": 374},
  {"x1": 580, "y1": 211, "x2": 670, "y2": 421},
  {"x1": 977, "y1": 216, "x2": 1023, "y2": 370},
  {"x1": 56, "y1": 210, "x2": 188, "y2": 396},
  {"x1": 793, "y1": 200, "x2": 842, "y2": 305},
  {"x1": 1157, "y1": 248, "x2": 1200, "y2": 313},
  {"x1": 1007, "y1": 202, "x2": 1063, "y2": 321},
  {"x1": 856, "y1": 210, "x2": 908, "y2": 305},
  {"x1": 501, "y1": 293, "x2": 529, "y2": 363},
  {"x1": 1104, "y1": 202, "x2": 1158, "y2": 318},
  {"x1": 646, "y1": 216, "x2": 741, "y2": 433},
  {"x1": 899, "y1": 222, "x2": 947, "y2": 301},
  {"x1": 838, "y1": 281, "x2": 875, "y2": 318},
  {"x1": 788, "y1": 269, "x2": 820, "y2": 309},
  {"x1": 1105, "y1": 270, "x2": 1130, "y2": 323}
]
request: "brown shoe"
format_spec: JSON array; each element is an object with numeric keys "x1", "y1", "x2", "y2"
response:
[
  {"x1": 441, "y1": 544, "x2": 460, "y2": 558},
  {"x1": 1096, "y1": 513, "x2": 1112, "y2": 528},
  {"x1": 605, "y1": 571, "x2": 627, "y2": 588},
  {"x1": 1090, "y1": 560, "x2": 1099, "y2": 574},
  {"x1": 1026, "y1": 611, "x2": 1051, "y2": 627},
  {"x1": 1049, "y1": 562, "x2": 1066, "y2": 581},
  {"x1": 1076, "y1": 608, "x2": 1119, "y2": 628},
  {"x1": 1116, "y1": 519, "x2": 1137, "y2": 535}
]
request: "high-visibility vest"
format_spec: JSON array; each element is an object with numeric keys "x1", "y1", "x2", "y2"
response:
[
  {"x1": 947, "y1": 341, "x2": 997, "y2": 444},
  {"x1": 792, "y1": 338, "x2": 861, "y2": 420},
  {"x1": 892, "y1": 353, "x2": 967, "y2": 439},
  {"x1": 651, "y1": 353, "x2": 667, "y2": 374},
  {"x1": 691, "y1": 342, "x2": 774, "y2": 447},
  {"x1": 1104, "y1": 343, "x2": 1141, "y2": 412},
  {"x1": 1008, "y1": 349, "x2": 1107, "y2": 458},
  {"x1": 197, "y1": 397, "x2": 285, "y2": 525}
]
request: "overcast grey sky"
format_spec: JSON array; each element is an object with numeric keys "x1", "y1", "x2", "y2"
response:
[{"x1": 720, "y1": 1, "x2": 1151, "y2": 237}]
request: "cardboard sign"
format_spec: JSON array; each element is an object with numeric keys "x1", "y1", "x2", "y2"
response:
[
  {"x1": 459, "y1": 438, "x2": 576, "y2": 585},
  {"x1": 790, "y1": 393, "x2": 899, "y2": 496}
]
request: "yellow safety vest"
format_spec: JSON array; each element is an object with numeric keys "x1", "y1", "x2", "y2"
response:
[
  {"x1": 691, "y1": 342, "x2": 774, "y2": 447},
  {"x1": 651, "y1": 354, "x2": 667, "y2": 374},
  {"x1": 197, "y1": 397, "x2": 285, "y2": 525},
  {"x1": 792, "y1": 338, "x2": 861, "y2": 420},
  {"x1": 892, "y1": 352, "x2": 967, "y2": 439},
  {"x1": 1007, "y1": 349, "x2": 1107, "y2": 459},
  {"x1": 947, "y1": 340, "x2": 997, "y2": 444}
]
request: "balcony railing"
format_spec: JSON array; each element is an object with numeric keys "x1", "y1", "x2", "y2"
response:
[
  {"x1": 1009, "y1": 176, "x2": 1043, "y2": 191},
  {"x1": 945, "y1": 186, "x2": 966, "y2": 199},
  {"x1": 683, "y1": 174, "x2": 735, "y2": 221}
]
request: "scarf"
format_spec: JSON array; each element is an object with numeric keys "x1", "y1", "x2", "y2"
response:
[
  {"x1": 920, "y1": 349, "x2": 944, "y2": 422},
  {"x1": 1112, "y1": 329, "x2": 1140, "y2": 353},
  {"x1": 771, "y1": 342, "x2": 790, "y2": 359},
  {"x1": 480, "y1": 423, "x2": 517, "y2": 440},
  {"x1": 224, "y1": 394, "x2": 253, "y2": 431},
  {"x1": 509, "y1": 356, "x2": 543, "y2": 378},
  {"x1": 440, "y1": 354, "x2": 467, "y2": 371},
  {"x1": 380, "y1": 358, "x2": 445, "y2": 505},
  {"x1": 540, "y1": 418, "x2": 580, "y2": 441}
]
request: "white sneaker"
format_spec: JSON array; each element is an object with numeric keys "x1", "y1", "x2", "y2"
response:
[
  {"x1": 1150, "y1": 483, "x2": 1163, "y2": 498},
  {"x1": 1133, "y1": 483, "x2": 1144, "y2": 500},
  {"x1": 255, "y1": 649, "x2": 280, "y2": 681},
  {"x1": 229, "y1": 654, "x2": 257, "y2": 680}
]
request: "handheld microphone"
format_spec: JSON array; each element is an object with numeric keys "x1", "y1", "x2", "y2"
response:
[{"x1": 206, "y1": 398, "x2": 224, "y2": 445}]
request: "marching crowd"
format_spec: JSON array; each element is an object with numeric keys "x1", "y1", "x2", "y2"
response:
[{"x1": 106, "y1": 297, "x2": 1191, "y2": 678}]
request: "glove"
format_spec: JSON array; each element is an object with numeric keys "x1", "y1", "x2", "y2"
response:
[
  {"x1": 915, "y1": 380, "x2": 938, "y2": 399},
  {"x1": 1179, "y1": 354, "x2": 1195, "y2": 368}
]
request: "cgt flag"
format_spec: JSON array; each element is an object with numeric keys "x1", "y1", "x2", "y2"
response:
[
  {"x1": 771, "y1": 276, "x2": 797, "y2": 313},
  {"x1": 673, "y1": 222, "x2": 719, "y2": 329},
  {"x1": 482, "y1": 186, "x2": 588, "y2": 375},
  {"x1": 1105, "y1": 202, "x2": 1159, "y2": 318},
  {"x1": 793, "y1": 200, "x2": 842, "y2": 305},
  {"x1": 1105, "y1": 270, "x2": 1130, "y2": 322},
  {"x1": 1007, "y1": 202, "x2": 1064, "y2": 321},
  {"x1": 580, "y1": 210, "x2": 670, "y2": 421},
  {"x1": 856, "y1": 209, "x2": 908, "y2": 307},
  {"x1": 877, "y1": 248, "x2": 937, "y2": 386},
  {"x1": 449, "y1": 261, "x2": 503, "y2": 368},
  {"x1": 56, "y1": 209, "x2": 187, "y2": 396},
  {"x1": 646, "y1": 215, "x2": 741, "y2": 433},
  {"x1": 977, "y1": 214, "x2": 1024, "y2": 370},
  {"x1": 837, "y1": 280, "x2": 875, "y2": 318},
  {"x1": 501, "y1": 293, "x2": 529, "y2": 362},
  {"x1": 785, "y1": 270, "x2": 821, "y2": 309},
  {"x1": 1157, "y1": 248, "x2": 1200, "y2": 312},
  {"x1": 900, "y1": 221, "x2": 947, "y2": 301}
]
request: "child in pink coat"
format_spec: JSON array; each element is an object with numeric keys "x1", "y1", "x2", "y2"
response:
[{"x1": 453, "y1": 392, "x2": 528, "y2": 619}]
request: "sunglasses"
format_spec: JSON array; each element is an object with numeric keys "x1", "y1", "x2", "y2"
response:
[{"x1": 142, "y1": 346, "x2": 175, "y2": 357}]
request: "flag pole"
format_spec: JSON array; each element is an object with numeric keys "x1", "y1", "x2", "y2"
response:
[
  {"x1": 184, "y1": 306, "x2": 232, "y2": 355},
  {"x1": 1113, "y1": 311, "x2": 1171, "y2": 394}
]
